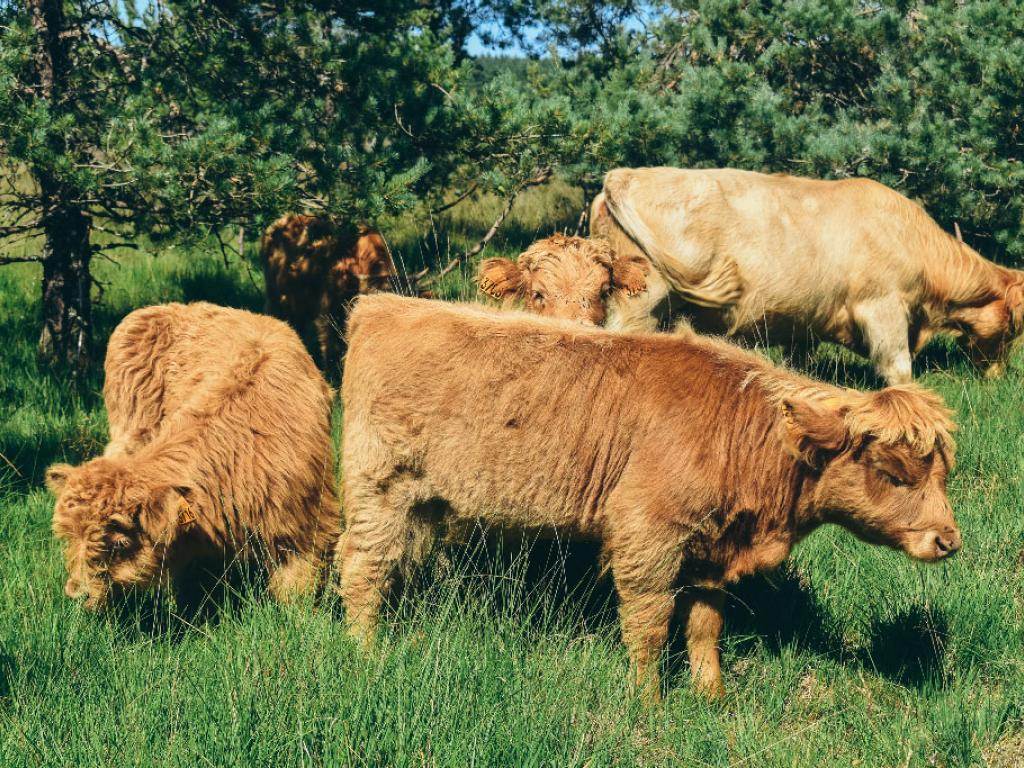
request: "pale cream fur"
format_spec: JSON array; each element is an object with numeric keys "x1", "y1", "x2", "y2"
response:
[{"x1": 602, "y1": 167, "x2": 1024, "y2": 384}]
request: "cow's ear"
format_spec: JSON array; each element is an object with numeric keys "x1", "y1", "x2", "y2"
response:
[
  {"x1": 45, "y1": 463, "x2": 74, "y2": 494},
  {"x1": 478, "y1": 258, "x2": 525, "y2": 300},
  {"x1": 611, "y1": 255, "x2": 648, "y2": 297},
  {"x1": 780, "y1": 398, "x2": 849, "y2": 467},
  {"x1": 1006, "y1": 281, "x2": 1024, "y2": 336},
  {"x1": 145, "y1": 485, "x2": 198, "y2": 533}
]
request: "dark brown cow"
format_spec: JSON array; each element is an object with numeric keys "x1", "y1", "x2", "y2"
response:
[
  {"x1": 261, "y1": 213, "x2": 396, "y2": 373},
  {"x1": 338, "y1": 295, "x2": 959, "y2": 701}
]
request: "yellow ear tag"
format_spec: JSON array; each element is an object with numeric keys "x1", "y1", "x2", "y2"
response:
[
  {"x1": 177, "y1": 497, "x2": 197, "y2": 527},
  {"x1": 782, "y1": 403, "x2": 796, "y2": 428},
  {"x1": 478, "y1": 277, "x2": 502, "y2": 299}
]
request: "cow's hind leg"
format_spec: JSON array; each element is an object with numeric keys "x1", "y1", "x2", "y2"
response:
[
  {"x1": 338, "y1": 478, "x2": 435, "y2": 645},
  {"x1": 609, "y1": 536, "x2": 682, "y2": 704},
  {"x1": 852, "y1": 296, "x2": 913, "y2": 385}
]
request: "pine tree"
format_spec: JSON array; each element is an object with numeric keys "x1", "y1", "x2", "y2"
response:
[{"x1": 0, "y1": 1, "x2": 137, "y2": 371}]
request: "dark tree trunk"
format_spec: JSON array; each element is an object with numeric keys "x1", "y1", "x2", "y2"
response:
[
  {"x1": 37, "y1": 208, "x2": 92, "y2": 373},
  {"x1": 30, "y1": 0, "x2": 93, "y2": 373}
]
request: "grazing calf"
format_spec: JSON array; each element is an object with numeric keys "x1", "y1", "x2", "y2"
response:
[
  {"x1": 261, "y1": 213, "x2": 395, "y2": 373},
  {"x1": 478, "y1": 234, "x2": 647, "y2": 326},
  {"x1": 48, "y1": 302, "x2": 340, "y2": 609},
  {"x1": 600, "y1": 167, "x2": 1024, "y2": 383},
  {"x1": 339, "y1": 295, "x2": 959, "y2": 701}
]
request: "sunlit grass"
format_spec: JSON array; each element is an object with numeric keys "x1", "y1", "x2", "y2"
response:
[{"x1": 1, "y1": 204, "x2": 1023, "y2": 766}]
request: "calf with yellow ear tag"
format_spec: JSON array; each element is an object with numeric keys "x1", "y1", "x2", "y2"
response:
[
  {"x1": 478, "y1": 234, "x2": 647, "y2": 326},
  {"x1": 48, "y1": 301, "x2": 341, "y2": 610}
]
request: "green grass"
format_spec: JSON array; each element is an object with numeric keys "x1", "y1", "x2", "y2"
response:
[{"x1": 2, "y1": 205, "x2": 1024, "y2": 766}]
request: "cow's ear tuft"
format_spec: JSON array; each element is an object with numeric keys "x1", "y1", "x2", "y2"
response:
[
  {"x1": 781, "y1": 398, "x2": 848, "y2": 468},
  {"x1": 45, "y1": 464, "x2": 74, "y2": 494},
  {"x1": 478, "y1": 258, "x2": 525, "y2": 300},
  {"x1": 611, "y1": 255, "x2": 648, "y2": 297}
]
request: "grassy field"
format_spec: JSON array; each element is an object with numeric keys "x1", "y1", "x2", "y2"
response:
[{"x1": 2, "y1": 195, "x2": 1024, "y2": 767}]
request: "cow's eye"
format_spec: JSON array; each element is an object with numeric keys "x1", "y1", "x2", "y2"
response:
[
  {"x1": 600, "y1": 285, "x2": 611, "y2": 299},
  {"x1": 109, "y1": 534, "x2": 132, "y2": 551},
  {"x1": 532, "y1": 291, "x2": 545, "y2": 304},
  {"x1": 879, "y1": 469, "x2": 907, "y2": 488}
]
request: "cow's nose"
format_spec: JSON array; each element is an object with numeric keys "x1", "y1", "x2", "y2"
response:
[{"x1": 934, "y1": 529, "x2": 961, "y2": 558}]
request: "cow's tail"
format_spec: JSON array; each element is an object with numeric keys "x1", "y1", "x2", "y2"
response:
[{"x1": 602, "y1": 169, "x2": 743, "y2": 309}]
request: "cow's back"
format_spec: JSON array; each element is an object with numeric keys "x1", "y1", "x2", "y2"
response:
[
  {"x1": 113, "y1": 302, "x2": 338, "y2": 544},
  {"x1": 604, "y1": 167, "x2": 936, "y2": 327},
  {"x1": 106, "y1": 303, "x2": 326, "y2": 445},
  {"x1": 342, "y1": 295, "x2": 789, "y2": 534}
]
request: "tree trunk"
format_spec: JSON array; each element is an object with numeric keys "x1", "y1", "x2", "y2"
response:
[
  {"x1": 30, "y1": 0, "x2": 93, "y2": 373},
  {"x1": 37, "y1": 208, "x2": 92, "y2": 373}
]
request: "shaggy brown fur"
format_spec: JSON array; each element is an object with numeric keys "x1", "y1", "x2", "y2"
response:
[
  {"x1": 600, "y1": 167, "x2": 1024, "y2": 384},
  {"x1": 478, "y1": 234, "x2": 647, "y2": 325},
  {"x1": 48, "y1": 302, "x2": 340, "y2": 609},
  {"x1": 261, "y1": 213, "x2": 396, "y2": 374},
  {"x1": 339, "y1": 295, "x2": 960, "y2": 702}
]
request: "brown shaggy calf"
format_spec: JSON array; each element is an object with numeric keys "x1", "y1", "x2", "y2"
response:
[
  {"x1": 48, "y1": 302, "x2": 340, "y2": 609},
  {"x1": 261, "y1": 213, "x2": 396, "y2": 373},
  {"x1": 478, "y1": 234, "x2": 648, "y2": 326},
  {"x1": 339, "y1": 295, "x2": 960, "y2": 701}
]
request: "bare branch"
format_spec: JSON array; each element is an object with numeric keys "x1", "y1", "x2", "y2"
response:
[
  {"x1": 94, "y1": 241, "x2": 140, "y2": 252},
  {"x1": 0, "y1": 255, "x2": 43, "y2": 266},
  {"x1": 429, "y1": 183, "x2": 480, "y2": 215},
  {"x1": 415, "y1": 167, "x2": 552, "y2": 290}
]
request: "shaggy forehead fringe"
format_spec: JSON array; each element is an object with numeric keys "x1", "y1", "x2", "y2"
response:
[
  {"x1": 522, "y1": 234, "x2": 614, "y2": 268},
  {"x1": 846, "y1": 385, "x2": 956, "y2": 457},
  {"x1": 745, "y1": 367, "x2": 956, "y2": 457}
]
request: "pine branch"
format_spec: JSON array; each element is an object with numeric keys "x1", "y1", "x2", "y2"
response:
[{"x1": 430, "y1": 183, "x2": 480, "y2": 215}]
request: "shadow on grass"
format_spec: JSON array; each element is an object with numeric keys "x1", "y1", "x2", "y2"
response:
[
  {"x1": 102, "y1": 559, "x2": 273, "y2": 642},
  {"x1": 720, "y1": 566, "x2": 846, "y2": 659},
  {"x1": 0, "y1": 652, "x2": 13, "y2": 702},
  {"x1": 380, "y1": 537, "x2": 952, "y2": 693},
  {"x1": 709, "y1": 565, "x2": 949, "y2": 691},
  {"x1": 0, "y1": 426, "x2": 105, "y2": 489},
  {"x1": 862, "y1": 604, "x2": 950, "y2": 688},
  {"x1": 384, "y1": 530, "x2": 619, "y2": 638}
]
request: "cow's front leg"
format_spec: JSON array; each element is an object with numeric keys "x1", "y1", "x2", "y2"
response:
[
  {"x1": 852, "y1": 296, "x2": 913, "y2": 384},
  {"x1": 679, "y1": 587, "x2": 725, "y2": 698},
  {"x1": 617, "y1": 586, "x2": 676, "y2": 704}
]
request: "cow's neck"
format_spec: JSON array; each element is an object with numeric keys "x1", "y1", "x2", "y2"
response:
[
  {"x1": 924, "y1": 238, "x2": 1009, "y2": 316},
  {"x1": 126, "y1": 427, "x2": 212, "y2": 508},
  {"x1": 707, "y1": 455, "x2": 816, "y2": 584}
]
